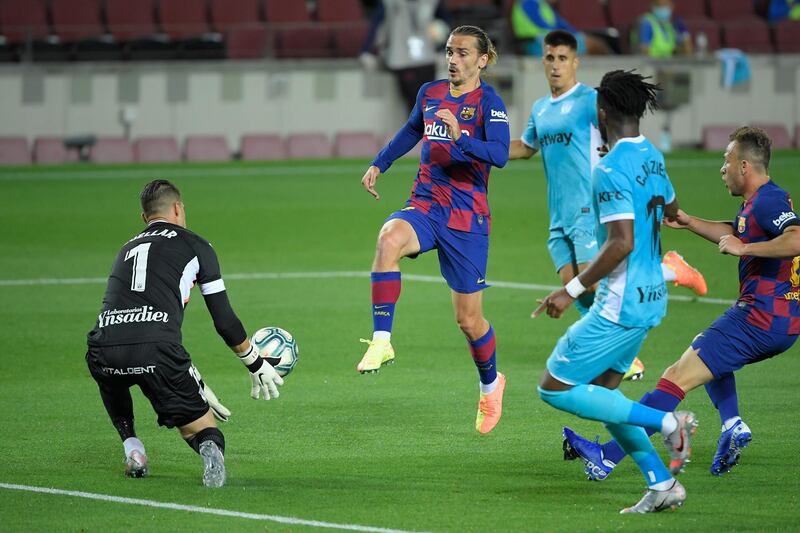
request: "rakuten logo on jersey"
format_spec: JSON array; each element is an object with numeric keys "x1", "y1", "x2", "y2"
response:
[
  {"x1": 424, "y1": 121, "x2": 470, "y2": 141},
  {"x1": 773, "y1": 211, "x2": 797, "y2": 228},
  {"x1": 98, "y1": 306, "x2": 169, "y2": 328}
]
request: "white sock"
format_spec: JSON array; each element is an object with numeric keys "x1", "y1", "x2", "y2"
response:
[
  {"x1": 722, "y1": 416, "x2": 742, "y2": 431},
  {"x1": 661, "y1": 413, "x2": 678, "y2": 435},
  {"x1": 123, "y1": 437, "x2": 146, "y2": 458},
  {"x1": 661, "y1": 263, "x2": 677, "y2": 282},
  {"x1": 372, "y1": 331, "x2": 391, "y2": 341},
  {"x1": 480, "y1": 376, "x2": 497, "y2": 395},
  {"x1": 650, "y1": 478, "x2": 675, "y2": 491}
]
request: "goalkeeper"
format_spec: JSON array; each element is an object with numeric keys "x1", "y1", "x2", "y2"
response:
[{"x1": 85, "y1": 179, "x2": 283, "y2": 487}]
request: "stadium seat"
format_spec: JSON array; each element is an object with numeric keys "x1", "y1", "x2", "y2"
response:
[
  {"x1": 775, "y1": 20, "x2": 800, "y2": 53},
  {"x1": 106, "y1": 0, "x2": 161, "y2": 41},
  {"x1": 702, "y1": 125, "x2": 738, "y2": 151},
  {"x1": 0, "y1": 137, "x2": 31, "y2": 165},
  {"x1": 240, "y1": 134, "x2": 288, "y2": 160},
  {"x1": 184, "y1": 135, "x2": 230, "y2": 161},
  {"x1": 672, "y1": 0, "x2": 708, "y2": 19},
  {"x1": 265, "y1": 0, "x2": 331, "y2": 58},
  {"x1": 607, "y1": 0, "x2": 648, "y2": 30},
  {"x1": 0, "y1": 0, "x2": 50, "y2": 43},
  {"x1": 708, "y1": 0, "x2": 755, "y2": 21},
  {"x1": 334, "y1": 132, "x2": 379, "y2": 158},
  {"x1": 158, "y1": 0, "x2": 212, "y2": 39},
  {"x1": 557, "y1": 0, "x2": 608, "y2": 31},
  {"x1": 50, "y1": 0, "x2": 107, "y2": 42},
  {"x1": 316, "y1": 0, "x2": 368, "y2": 57},
  {"x1": 210, "y1": 0, "x2": 261, "y2": 33},
  {"x1": 751, "y1": 124, "x2": 792, "y2": 149},
  {"x1": 286, "y1": 134, "x2": 333, "y2": 159},
  {"x1": 133, "y1": 137, "x2": 180, "y2": 162},
  {"x1": 33, "y1": 137, "x2": 80, "y2": 164},
  {"x1": 684, "y1": 18, "x2": 721, "y2": 52},
  {"x1": 226, "y1": 27, "x2": 268, "y2": 58},
  {"x1": 721, "y1": 18, "x2": 773, "y2": 54},
  {"x1": 91, "y1": 137, "x2": 134, "y2": 163}
]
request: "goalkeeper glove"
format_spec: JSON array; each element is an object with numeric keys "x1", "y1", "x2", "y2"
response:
[
  {"x1": 236, "y1": 343, "x2": 284, "y2": 400},
  {"x1": 190, "y1": 364, "x2": 231, "y2": 422}
]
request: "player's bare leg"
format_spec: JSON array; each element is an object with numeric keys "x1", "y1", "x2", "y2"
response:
[
  {"x1": 359, "y1": 219, "x2": 421, "y2": 373},
  {"x1": 454, "y1": 290, "x2": 506, "y2": 433},
  {"x1": 180, "y1": 410, "x2": 226, "y2": 487}
]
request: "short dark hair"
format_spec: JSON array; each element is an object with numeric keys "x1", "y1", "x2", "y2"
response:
[
  {"x1": 450, "y1": 25, "x2": 498, "y2": 66},
  {"x1": 140, "y1": 179, "x2": 181, "y2": 218},
  {"x1": 596, "y1": 69, "x2": 660, "y2": 119},
  {"x1": 729, "y1": 126, "x2": 771, "y2": 171},
  {"x1": 544, "y1": 30, "x2": 578, "y2": 51}
]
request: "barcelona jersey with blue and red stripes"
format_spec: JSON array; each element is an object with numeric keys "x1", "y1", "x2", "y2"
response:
[
  {"x1": 372, "y1": 79, "x2": 510, "y2": 235},
  {"x1": 732, "y1": 180, "x2": 800, "y2": 335}
]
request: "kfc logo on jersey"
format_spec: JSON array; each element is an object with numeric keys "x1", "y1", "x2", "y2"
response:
[
  {"x1": 773, "y1": 211, "x2": 797, "y2": 228},
  {"x1": 424, "y1": 121, "x2": 470, "y2": 141}
]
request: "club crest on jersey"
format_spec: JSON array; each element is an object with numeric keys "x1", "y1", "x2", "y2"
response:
[
  {"x1": 791, "y1": 256, "x2": 800, "y2": 288},
  {"x1": 459, "y1": 106, "x2": 476, "y2": 121},
  {"x1": 737, "y1": 216, "x2": 746, "y2": 234},
  {"x1": 561, "y1": 102, "x2": 574, "y2": 114}
]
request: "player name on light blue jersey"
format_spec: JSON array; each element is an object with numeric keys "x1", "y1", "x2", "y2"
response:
[
  {"x1": 521, "y1": 83, "x2": 602, "y2": 230},
  {"x1": 591, "y1": 135, "x2": 676, "y2": 329}
]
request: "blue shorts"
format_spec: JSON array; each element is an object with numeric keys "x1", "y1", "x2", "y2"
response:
[
  {"x1": 386, "y1": 207, "x2": 489, "y2": 294},
  {"x1": 547, "y1": 311, "x2": 649, "y2": 385},
  {"x1": 547, "y1": 224, "x2": 598, "y2": 273},
  {"x1": 691, "y1": 307, "x2": 798, "y2": 378}
]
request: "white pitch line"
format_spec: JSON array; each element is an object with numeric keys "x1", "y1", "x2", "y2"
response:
[
  {"x1": 0, "y1": 270, "x2": 735, "y2": 306},
  {"x1": 0, "y1": 483, "x2": 426, "y2": 533},
  {"x1": 1, "y1": 156, "x2": 793, "y2": 182}
]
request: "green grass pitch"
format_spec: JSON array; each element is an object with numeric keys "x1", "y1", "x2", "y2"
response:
[{"x1": 0, "y1": 152, "x2": 798, "y2": 531}]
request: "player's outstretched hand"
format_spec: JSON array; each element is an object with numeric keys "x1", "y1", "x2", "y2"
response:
[
  {"x1": 719, "y1": 234, "x2": 746, "y2": 256},
  {"x1": 250, "y1": 359, "x2": 284, "y2": 400},
  {"x1": 361, "y1": 165, "x2": 381, "y2": 200},
  {"x1": 435, "y1": 109, "x2": 461, "y2": 141},
  {"x1": 663, "y1": 208, "x2": 691, "y2": 229},
  {"x1": 532, "y1": 289, "x2": 573, "y2": 319}
]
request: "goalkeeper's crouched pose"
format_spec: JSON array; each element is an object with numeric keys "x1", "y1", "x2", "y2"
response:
[{"x1": 86, "y1": 179, "x2": 283, "y2": 487}]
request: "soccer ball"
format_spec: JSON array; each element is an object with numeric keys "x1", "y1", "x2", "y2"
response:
[{"x1": 251, "y1": 327, "x2": 299, "y2": 377}]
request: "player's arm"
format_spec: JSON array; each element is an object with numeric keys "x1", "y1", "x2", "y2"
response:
[
  {"x1": 363, "y1": 85, "x2": 426, "y2": 199},
  {"x1": 719, "y1": 201, "x2": 800, "y2": 257},
  {"x1": 534, "y1": 219, "x2": 632, "y2": 319},
  {"x1": 664, "y1": 209, "x2": 734, "y2": 243},
  {"x1": 721, "y1": 225, "x2": 800, "y2": 257},
  {"x1": 441, "y1": 95, "x2": 510, "y2": 168},
  {"x1": 509, "y1": 139, "x2": 537, "y2": 160},
  {"x1": 196, "y1": 242, "x2": 283, "y2": 400}
]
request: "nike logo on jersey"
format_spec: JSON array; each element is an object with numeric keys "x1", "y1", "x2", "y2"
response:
[
  {"x1": 425, "y1": 104, "x2": 437, "y2": 112},
  {"x1": 584, "y1": 241, "x2": 597, "y2": 249},
  {"x1": 374, "y1": 305, "x2": 389, "y2": 309},
  {"x1": 539, "y1": 132, "x2": 573, "y2": 147}
]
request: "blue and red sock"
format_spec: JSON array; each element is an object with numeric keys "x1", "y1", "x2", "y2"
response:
[
  {"x1": 602, "y1": 378, "x2": 685, "y2": 464},
  {"x1": 371, "y1": 271, "x2": 401, "y2": 338},
  {"x1": 467, "y1": 325, "x2": 497, "y2": 392}
]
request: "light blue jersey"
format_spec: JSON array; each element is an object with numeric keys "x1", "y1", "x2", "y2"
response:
[
  {"x1": 521, "y1": 83, "x2": 602, "y2": 231},
  {"x1": 591, "y1": 135, "x2": 676, "y2": 328}
]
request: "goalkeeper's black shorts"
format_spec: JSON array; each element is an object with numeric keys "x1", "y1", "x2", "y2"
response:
[{"x1": 86, "y1": 342, "x2": 210, "y2": 428}]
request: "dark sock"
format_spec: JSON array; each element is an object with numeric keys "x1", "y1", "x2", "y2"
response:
[
  {"x1": 186, "y1": 427, "x2": 226, "y2": 455},
  {"x1": 705, "y1": 373, "x2": 739, "y2": 425}
]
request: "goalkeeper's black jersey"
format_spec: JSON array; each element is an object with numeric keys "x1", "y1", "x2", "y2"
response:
[{"x1": 87, "y1": 221, "x2": 225, "y2": 346}]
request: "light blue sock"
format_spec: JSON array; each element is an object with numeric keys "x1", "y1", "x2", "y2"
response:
[
  {"x1": 604, "y1": 422, "x2": 672, "y2": 487},
  {"x1": 538, "y1": 385, "x2": 667, "y2": 432}
]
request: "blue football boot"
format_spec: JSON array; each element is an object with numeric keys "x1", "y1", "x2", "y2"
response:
[
  {"x1": 563, "y1": 427, "x2": 616, "y2": 481},
  {"x1": 710, "y1": 419, "x2": 752, "y2": 475}
]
